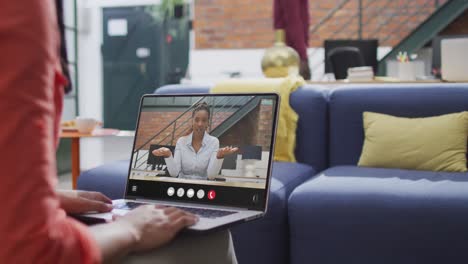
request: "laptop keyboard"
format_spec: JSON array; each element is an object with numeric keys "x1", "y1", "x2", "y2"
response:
[{"x1": 114, "y1": 201, "x2": 236, "y2": 219}]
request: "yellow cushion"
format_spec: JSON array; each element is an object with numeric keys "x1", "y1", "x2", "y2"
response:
[
  {"x1": 358, "y1": 111, "x2": 468, "y2": 172},
  {"x1": 211, "y1": 76, "x2": 305, "y2": 162}
]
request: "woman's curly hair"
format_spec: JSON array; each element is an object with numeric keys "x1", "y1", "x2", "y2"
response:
[{"x1": 192, "y1": 102, "x2": 211, "y2": 119}]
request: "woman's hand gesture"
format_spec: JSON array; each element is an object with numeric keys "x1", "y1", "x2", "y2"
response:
[
  {"x1": 152, "y1": 147, "x2": 172, "y2": 158},
  {"x1": 217, "y1": 146, "x2": 239, "y2": 159}
]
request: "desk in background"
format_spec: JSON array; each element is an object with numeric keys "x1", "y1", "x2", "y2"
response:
[{"x1": 60, "y1": 129, "x2": 134, "y2": 189}]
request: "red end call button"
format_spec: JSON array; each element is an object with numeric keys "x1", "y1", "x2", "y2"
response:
[{"x1": 208, "y1": 190, "x2": 216, "y2": 200}]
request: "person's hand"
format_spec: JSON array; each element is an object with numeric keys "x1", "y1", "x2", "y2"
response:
[
  {"x1": 152, "y1": 147, "x2": 172, "y2": 158},
  {"x1": 217, "y1": 146, "x2": 239, "y2": 159},
  {"x1": 114, "y1": 205, "x2": 198, "y2": 252},
  {"x1": 57, "y1": 190, "x2": 113, "y2": 214}
]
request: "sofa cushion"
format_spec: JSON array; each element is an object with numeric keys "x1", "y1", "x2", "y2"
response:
[
  {"x1": 231, "y1": 161, "x2": 315, "y2": 264},
  {"x1": 77, "y1": 160, "x2": 128, "y2": 199},
  {"x1": 290, "y1": 85, "x2": 328, "y2": 171},
  {"x1": 358, "y1": 111, "x2": 468, "y2": 172},
  {"x1": 328, "y1": 83, "x2": 468, "y2": 167},
  {"x1": 155, "y1": 84, "x2": 210, "y2": 94},
  {"x1": 289, "y1": 165, "x2": 468, "y2": 264}
]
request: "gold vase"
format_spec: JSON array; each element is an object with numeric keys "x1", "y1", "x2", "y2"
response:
[{"x1": 261, "y1": 29, "x2": 300, "y2": 78}]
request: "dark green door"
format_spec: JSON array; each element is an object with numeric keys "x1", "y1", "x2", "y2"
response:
[
  {"x1": 102, "y1": 6, "x2": 190, "y2": 130},
  {"x1": 102, "y1": 6, "x2": 161, "y2": 130}
]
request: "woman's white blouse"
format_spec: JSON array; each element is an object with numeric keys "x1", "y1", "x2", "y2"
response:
[{"x1": 164, "y1": 132, "x2": 223, "y2": 180}]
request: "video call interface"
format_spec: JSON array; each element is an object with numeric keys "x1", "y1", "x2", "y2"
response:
[{"x1": 126, "y1": 94, "x2": 278, "y2": 208}]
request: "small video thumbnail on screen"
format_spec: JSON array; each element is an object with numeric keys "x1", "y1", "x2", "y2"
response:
[{"x1": 129, "y1": 95, "x2": 276, "y2": 189}]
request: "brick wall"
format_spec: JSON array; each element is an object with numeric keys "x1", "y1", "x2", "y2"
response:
[
  {"x1": 219, "y1": 103, "x2": 274, "y2": 151},
  {"x1": 256, "y1": 104, "x2": 273, "y2": 151},
  {"x1": 219, "y1": 106, "x2": 260, "y2": 148},
  {"x1": 135, "y1": 111, "x2": 191, "y2": 150},
  {"x1": 194, "y1": 0, "x2": 448, "y2": 49}
]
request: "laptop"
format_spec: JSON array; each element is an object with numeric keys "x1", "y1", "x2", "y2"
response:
[
  {"x1": 441, "y1": 38, "x2": 468, "y2": 82},
  {"x1": 82, "y1": 93, "x2": 280, "y2": 232}
]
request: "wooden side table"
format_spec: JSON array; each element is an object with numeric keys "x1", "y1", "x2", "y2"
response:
[{"x1": 60, "y1": 128, "x2": 125, "y2": 189}]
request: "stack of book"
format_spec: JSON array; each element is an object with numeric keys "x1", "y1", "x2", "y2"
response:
[{"x1": 347, "y1": 66, "x2": 374, "y2": 81}]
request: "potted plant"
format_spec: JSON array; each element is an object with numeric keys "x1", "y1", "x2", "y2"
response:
[{"x1": 160, "y1": 0, "x2": 186, "y2": 19}]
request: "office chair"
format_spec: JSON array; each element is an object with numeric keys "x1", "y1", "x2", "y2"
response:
[{"x1": 326, "y1": 47, "x2": 365, "y2": 80}]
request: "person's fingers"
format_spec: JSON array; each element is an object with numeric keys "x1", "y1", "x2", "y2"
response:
[
  {"x1": 70, "y1": 198, "x2": 113, "y2": 213},
  {"x1": 170, "y1": 215, "x2": 198, "y2": 231},
  {"x1": 152, "y1": 148, "x2": 167, "y2": 156},
  {"x1": 166, "y1": 208, "x2": 196, "y2": 221},
  {"x1": 166, "y1": 210, "x2": 187, "y2": 221},
  {"x1": 161, "y1": 206, "x2": 178, "y2": 214},
  {"x1": 78, "y1": 191, "x2": 112, "y2": 204},
  {"x1": 90, "y1": 192, "x2": 113, "y2": 204},
  {"x1": 112, "y1": 214, "x2": 122, "y2": 221},
  {"x1": 86, "y1": 199, "x2": 114, "y2": 212}
]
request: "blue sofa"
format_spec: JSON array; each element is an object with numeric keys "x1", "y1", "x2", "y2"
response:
[
  {"x1": 78, "y1": 83, "x2": 468, "y2": 264},
  {"x1": 289, "y1": 84, "x2": 468, "y2": 264}
]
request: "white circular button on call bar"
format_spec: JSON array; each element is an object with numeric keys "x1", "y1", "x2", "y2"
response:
[
  {"x1": 177, "y1": 188, "x2": 185, "y2": 197},
  {"x1": 187, "y1": 189, "x2": 195, "y2": 198},
  {"x1": 197, "y1": 189, "x2": 205, "y2": 199},
  {"x1": 167, "y1": 187, "x2": 175, "y2": 197}
]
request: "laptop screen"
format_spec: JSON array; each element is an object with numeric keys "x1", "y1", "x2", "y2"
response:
[{"x1": 126, "y1": 93, "x2": 279, "y2": 210}]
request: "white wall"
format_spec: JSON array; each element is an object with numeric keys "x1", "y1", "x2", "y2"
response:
[{"x1": 187, "y1": 47, "x2": 392, "y2": 85}]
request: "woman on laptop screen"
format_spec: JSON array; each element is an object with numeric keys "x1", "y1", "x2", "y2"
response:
[{"x1": 153, "y1": 102, "x2": 239, "y2": 179}]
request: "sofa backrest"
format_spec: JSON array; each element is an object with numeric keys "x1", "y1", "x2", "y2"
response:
[
  {"x1": 155, "y1": 84, "x2": 329, "y2": 171},
  {"x1": 290, "y1": 85, "x2": 328, "y2": 171},
  {"x1": 328, "y1": 83, "x2": 468, "y2": 167}
]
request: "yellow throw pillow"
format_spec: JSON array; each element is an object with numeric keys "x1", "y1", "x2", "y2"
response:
[{"x1": 358, "y1": 111, "x2": 468, "y2": 172}]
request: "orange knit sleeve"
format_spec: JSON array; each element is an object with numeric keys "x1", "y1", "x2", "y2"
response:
[{"x1": 0, "y1": 0, "x2": 101, "y2": 263}]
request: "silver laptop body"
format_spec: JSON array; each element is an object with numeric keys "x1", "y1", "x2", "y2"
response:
[{"x1": 83, "y1": 93, "x2": 280, "y2": 232}]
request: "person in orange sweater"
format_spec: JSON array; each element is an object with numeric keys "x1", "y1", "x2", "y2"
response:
[{"x1": 0, "y1": 1, "x2": 236, "y2": 263}]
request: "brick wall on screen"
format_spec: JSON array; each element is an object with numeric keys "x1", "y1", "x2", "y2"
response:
[
  {"x1": 218, "y1": 104, "x2": 273, "y2": 151},
  {"x1": 194, "y1": 0, "x2": 448, "y2": 49},
  {"x1": 256, "y1": 104, "x2": 273, "y2": 151},
  {"x1": 219, "y1": 106, "x2": 260, "y2": 148},
  {"x1": 135, "y1": 111, "x2": 192, "y2": 150}
]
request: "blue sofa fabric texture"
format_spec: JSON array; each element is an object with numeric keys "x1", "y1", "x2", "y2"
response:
[
  {"x1": 78, "y1": 160, "x2": 128, "y2": 199},
  {"x1": 289, "y1": 166, "x2": 468, "y2": 264},
  {"x1": 231, "y1": 162, "x2": 315, "y2": 264}
]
